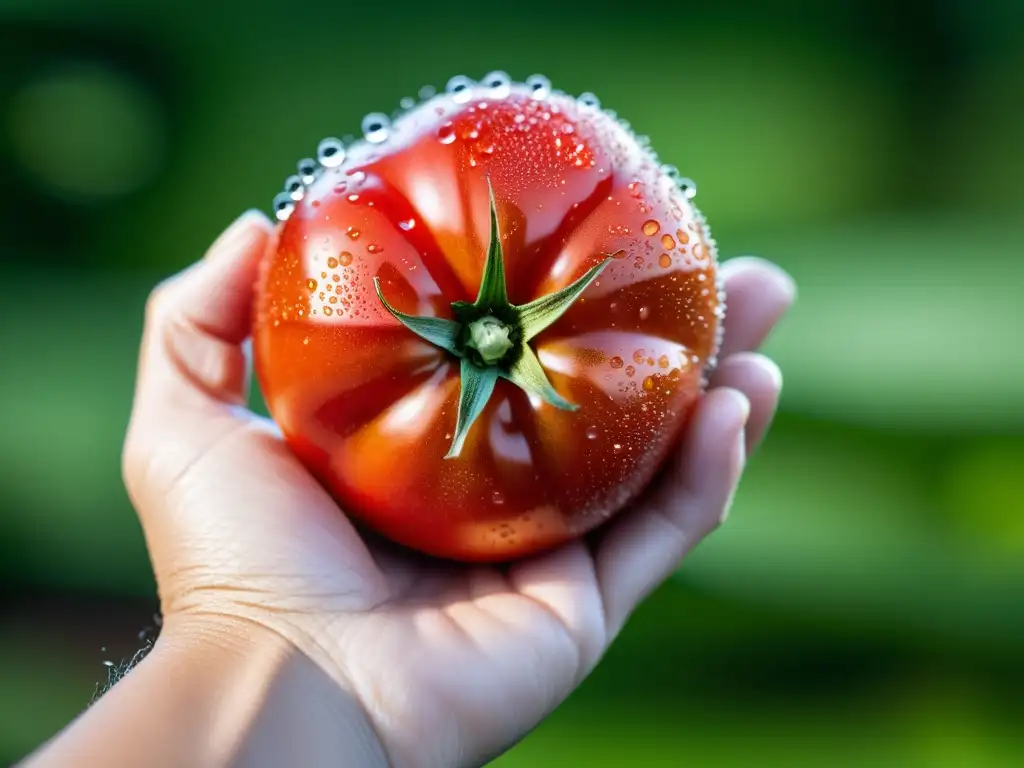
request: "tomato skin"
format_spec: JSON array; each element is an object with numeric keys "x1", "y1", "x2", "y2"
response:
[{"x1": 254, "y1": 82, "x2": 722, "y2": 561}]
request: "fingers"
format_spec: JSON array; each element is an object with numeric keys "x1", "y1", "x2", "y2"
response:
[
  {"x1": 123, "y1": 211, "x2": 273, "y2": 506},
  {"x1": 718, "y1": 256, "x2": 796, "y2": 358},
  {"x1": 709, "y1": 352, "x2": 783, "y2": 456},
  {"x1": 593, "y1": 257, "x2": 794, "y2": 639},
  {"x1": 595, "y1": 388, "x2": 750, "y2": 639}
]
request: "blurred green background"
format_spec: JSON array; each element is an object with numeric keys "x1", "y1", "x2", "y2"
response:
[{"x1": 1, "y1": 0, "x2": 1023, "y2": 764}]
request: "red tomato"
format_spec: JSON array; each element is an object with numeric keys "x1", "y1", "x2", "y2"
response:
[{"x1": 254, "y1": 73, "x2": 723, "y2": 561}]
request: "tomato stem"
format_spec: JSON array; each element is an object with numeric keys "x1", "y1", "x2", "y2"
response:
[{"x1": 375, "y1": 180, "x2": 610, "y2": 459}]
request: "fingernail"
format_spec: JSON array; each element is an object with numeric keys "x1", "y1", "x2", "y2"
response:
[
  {"x1": 726, "y1": 388, "x2": 750, "y2": 427},
  {"x1": 205, "y1": 210, "x2": 266, "y2": 262}
]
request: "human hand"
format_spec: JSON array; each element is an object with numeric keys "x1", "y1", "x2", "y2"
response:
[{"x1": 109, "y1": 210, "x2": 792, "y2": 767}]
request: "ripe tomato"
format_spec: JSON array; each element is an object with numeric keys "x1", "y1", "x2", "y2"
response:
[{"x1": 254, "y1": 72, "x2": 723, "y2": 561}]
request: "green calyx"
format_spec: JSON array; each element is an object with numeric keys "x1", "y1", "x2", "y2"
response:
[{"x1": 374, "y1": 181, "x2": 610, "y2": 459}]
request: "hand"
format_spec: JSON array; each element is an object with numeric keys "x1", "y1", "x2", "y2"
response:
[{"x1": 116, "y1": 211, "x2": 793, "y2": 767}]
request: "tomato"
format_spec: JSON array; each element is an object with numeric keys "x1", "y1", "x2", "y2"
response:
[{"x1": 254, "y1": 72, "x2": 723, "y2": 561}]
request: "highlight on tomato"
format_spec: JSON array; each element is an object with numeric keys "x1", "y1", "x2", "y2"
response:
[{"x1": 254, "y1": 71, "x2": 724, "y2": 561}]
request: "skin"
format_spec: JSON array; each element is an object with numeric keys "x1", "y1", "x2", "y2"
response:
[
  {"x1": 255, "y1": 87, "x2": 725, "y2": 561},
  {"x1": 26, "y1": 212, "x2": 794, "y2": 768}
]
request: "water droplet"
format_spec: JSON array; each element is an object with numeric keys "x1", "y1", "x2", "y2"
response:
[
  {"x1": 639, "y1": 306, "x2": 650, "y2": 320},
  {"x1": 610, "y1": 356, "x2": 624, "y2": 369},
  {"x1": 642, "y1": 376, "x2": 654, "y2": 391},
  {"x1": 399, "y1": 218, "x2": 416, "y2": 231},
  {"x1": 367, "y1": 243, "x2": 383, "y2": 254},
  {"x1": 482, "y1": 70, "x2": 511, "y2": 98},
  {"x1": 660, "y1": 234, "x2": 675, "y2": 250},
  {"x1": 492, "y1": 490, "x2": 505, "y2": 505},
  {"x1": 658, "y1": 355, "x2": 669, "y2": 368},
  {"x1": 322, "y1": 306, "x2": 333, "y2": 316},
  {"x1": 399, "y1": 96, "x2": 416, "y2": 110},
  {"x1": 625, "y1": 365, "x2": 636, "y2": 377},
  {"x1": 339, "y1": 251, "x2": 353, "y2": 266},
  {"x1": 327, "y1": 256, "x2": 340, "y2": 269},
  {"x1": 346, "y1": 227, "x2": 360, "y2": 240},
  {"x1": 678, "y1": 177, "x2": 698, "y2": 198},
  {"x1": 659, "y1": 253, "x2": 672, "y2": 268},
  {"x1": 676, "y1": 228, "x2": 690, "y2": 245},
  {"x1": 578, "y1": 92, "x2": 600, "y2": 110},
  {"x1": 361, "y1": 113, "x2": 390, "y2": 144},
  {"x1": 642, "y1": 220, "x2": 660, "y2": 236},
  {"x1": 297, "y1": 158, "x2": 318, "y2": 184},
  {"x1": 526, "y1": 74, "x2": 551, "y2": 99},
  {"x1": 662, "y1": 164, "x2": 681, "y2": 182},
  {"x1": 586, "y1": 426, "x2": 599, "y2": 440},
  {"x1": 273, "y1": 192, "x2": 295, "y2": 221},
  {"x1": 613, "y1": 443, "x2": 623, "y2": 452},
  {"x1": 306, "y1": 278, "x2": 318, "y2": 291},
  {"x1": 633, "y1": 349, "x2": 645, "y2": 364},
  {"x1": 317, "y1": 138, "x2": 345, "y2": 168},
  {"x1": 284, "y1": 174, "x2": 304, "y2": 201},
  {"x1": 438, "y1": 122, "x2": 456, "y2": 144},
  {"x1": 303, "y1": 336, "x2": 310, "y2": 345},
  {"x1": 446, "y1": 75, "x2": 475, "y2": 103}
]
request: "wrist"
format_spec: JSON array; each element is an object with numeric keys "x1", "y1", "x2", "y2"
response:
[
  {"x1": 162, "y1": 613, "x2": 390, "y2": 767},
  {"x1": 29, "y1": 613, "x2": 389, "y2": 768}
]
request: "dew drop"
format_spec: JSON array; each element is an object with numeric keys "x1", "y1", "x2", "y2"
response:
[
  {"x1": 659, "y1": 253, "x2": 672, "y2": 268},
  {"x1": 399, "y1": 218, "x2": 416, "y2": 231},
  {"x1": 613, "y1": 443, "x2": 623, "y2": 453},
  {"x1": 367, "y1": 243, "x2": 383, "y2": 254},
  {"x1": 272, "y1": 192, "x2": 295, "y2": 221},
  {"x1": 399, "y1": 96, "x2": 416, "y2": 110},
  {"x1": 526, "y1": 74, "x2": 551, "y2": 99},
  {"x1": 446, "y1": 75, "x2": 475, "y2": 103},
  {"x1": 284, "y1": 174, "x2": 305, "y2": 201},
  {"x1": 482, "y1": 70, "x2": 511, "y2": 98},
  {"x1": 625, "y1": 365, "x2": 636, "y2": 377},
  {"x1": 642, "y1": 376, "x2": 654, "y2": 392},
  {"x1": 438, "y1": 122, "x2": 456, "y2": 144},
  {"x1": 639, "y1": 306, "x2": 650, "y2": 320},
  {"x1": 633, "y1": 349, "x2": 645, "y2": 364},
  {"x1": 660, "y1": 234, "x2": 675, "y2": 250},
  {"x1": 322, "y1": 306, "x2": 333, "y2": 316},
  {"x1": 578, "y1": 92, "x2": 601, "y2": 110},
  {"x1": 339, "y1": 251, "x2": 353, "y2": 266},
  {"x1": 317, "y1": 138, "x2": 345, "y2": 168},
  {"x1": 303, "y1": 336, "x2": 310, "y2": 345},
  {"x1": 662, "y1": 164, "x2": 681, "y2": 182},
  {"x1": 361, "y1": 113, "x2": 390, "y2": 144},
  {"x1": 610, "y1": 356, "x2": 624, "y2": 369},
  {"x1": 492, "y1": 490, "x2": 505, "y2": 505},
  {"x1": 326, "y1": 256, "x2": 339, "y2": 269},
  {"x1": 419, "y1": 84, "x2": 436, "y2": 100},
  {"x1": 678, "y1": 177, "x2": 698, "y2": 198},
  {"x1": 306, "y1": 278, "x2": 318, "y2": 291},
  {"x1": 297, "y1": 158, "x2": 318, "y2": 184},
  {"x1": 676, "y1": 228, "x2": 690, "y2": 244},
  {"x1": 586, "y1": 426, "x2": 599, "y2": 440},
  {"x1": 346, "y1": 227, "x2": 361, "y2": 240},
  {"x1": 658, "y1": 355, "x2": 669, "y2": 368},
  {"x1": 642, "y1": 220, "x2": 660, "y2": 236}
]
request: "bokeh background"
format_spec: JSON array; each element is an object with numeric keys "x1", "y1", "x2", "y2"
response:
[{"x1": 2, "y1": 0, "x2": 1023, "y2": 764}]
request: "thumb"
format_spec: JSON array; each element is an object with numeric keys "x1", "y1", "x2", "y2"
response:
[{"x1": 122, "y1": 211, "x2": 273, "y2": 509}]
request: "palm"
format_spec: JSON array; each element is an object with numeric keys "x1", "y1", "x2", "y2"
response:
[{"x1": 125, "y1": 214, "x2": 792, "y2": 767}]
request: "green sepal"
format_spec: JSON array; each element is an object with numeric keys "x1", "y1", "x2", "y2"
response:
[
  {"x1": 373, "y1": 278, "x2": 462, "y2": 357},
  {"x1": 472, "y1": 180, "x2": 509, "y2": 310},
  {"x1": 445, "y1": 358, "x2": 500, "y2": 459},
  {"x1": 515, "y1": 259, "x2": 612, "y2": 342},
  {"x1": 501, "y1": 344, "x2": 577, "y2": 411}
]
